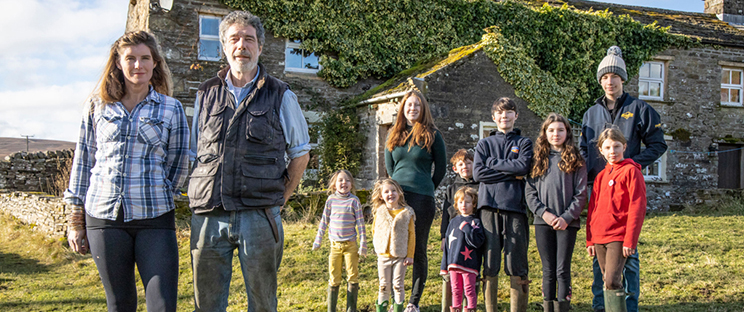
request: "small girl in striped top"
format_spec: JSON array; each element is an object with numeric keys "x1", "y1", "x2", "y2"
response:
[{"x1": 313, "y1": 169, "x2": 368, "y2": 312}]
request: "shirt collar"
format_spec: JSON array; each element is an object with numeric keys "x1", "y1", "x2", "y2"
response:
[
  {"x1": 224, "y1": 67, "x2": 261, "y2": 91},
  {"x1": 144, "y1": 85, "x2": 162, "y2": 104}
]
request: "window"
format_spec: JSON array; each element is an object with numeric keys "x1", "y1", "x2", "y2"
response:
[
  {"x1": 479, "y1": 121, "x2": 498, "y2": 139},
  {"x1": 303, "y1": 111, "x2": 322, "y2": 179},
  {"x1": 199, "y1": 15, "x2": 222, "y2": 61},
  {"x1": 638, "y1": 61, "x2": 664, "y2": 100},
  {"x1": 641, "y1": 135, "x2": 671, "y2": 183},
  {"x1": 721, "y1": 68, "x2": 743, "y2": 106},
  {"x1": 285, "y1": 40, "x2": 320, "y2": 73}
]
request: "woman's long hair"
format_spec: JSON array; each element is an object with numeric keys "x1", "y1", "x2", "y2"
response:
[
  {"x1": 98, "y1": 31, "x2": 172, "y2": 103},
  {"x1": 385, "y1": 90, "x2": 438, "y2": 152},
  {"x1": 530, "y1": 113, "x2": 584, "y2": 178}
]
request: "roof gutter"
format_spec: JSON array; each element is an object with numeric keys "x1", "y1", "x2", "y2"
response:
[{"x1": 357, "y1": 91, "x2": 408, "y2": 106}]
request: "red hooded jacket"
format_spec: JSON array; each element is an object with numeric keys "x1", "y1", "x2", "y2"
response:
[{"x1": 586, "y1": 158, "x2": 646, "y2": 249}]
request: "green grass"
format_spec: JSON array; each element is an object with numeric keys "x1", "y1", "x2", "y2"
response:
[{"x1": 1, "y1": 200, "x2": 744, "y2": 311}]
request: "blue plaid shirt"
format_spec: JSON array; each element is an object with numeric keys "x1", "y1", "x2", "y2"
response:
[{"x1": 64, "y1": 88, "x2": 190, "y2": 222}]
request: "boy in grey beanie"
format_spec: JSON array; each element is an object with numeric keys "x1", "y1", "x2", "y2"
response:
[{"x1": 580, "y1": 45, "x2": 667, "y2": 312}]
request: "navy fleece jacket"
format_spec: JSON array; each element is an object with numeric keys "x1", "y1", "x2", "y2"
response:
[{"x1": 473, "y1": 129, "x2": 533, "y2": 214}]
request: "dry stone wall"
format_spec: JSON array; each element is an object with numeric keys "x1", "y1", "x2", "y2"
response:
[
  {"x1": 0, "y1": 150, "x2": 73, "y2": 193},
  {"x1": 0, "y1": 191, "x2": 70, "y2": 237}
]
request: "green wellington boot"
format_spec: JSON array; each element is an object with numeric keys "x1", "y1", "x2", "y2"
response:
[
  {"x1": 375, "y1": 300, "x2": 389, "y2": 312},
  {"x1": 328, "y1": 286, "x2": 340, "y2": 312},
  {"x1": 392, "y1": 302, "x2": 405, "y2": 312},
  {"x1": 346, "y1": 283, "x2": 359, "y2": 312},
  {"x1": 604, "y1": 289, "x2": 627, "y2": 312},
  {"x1": 509, "y1": 276, "x2": 530, "y2": 312},
  {"x1": 483, "y1": 276, "x2": 499, "y2": 312}
]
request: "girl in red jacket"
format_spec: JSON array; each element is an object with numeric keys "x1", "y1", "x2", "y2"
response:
[{"x1": 586, "y1": 128, "x2": 646, "y2": 312}]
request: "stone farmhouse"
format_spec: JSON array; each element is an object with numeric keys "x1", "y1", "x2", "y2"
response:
[{"x1": 127, "y1": 0, "x2": 744, "y2": 210}]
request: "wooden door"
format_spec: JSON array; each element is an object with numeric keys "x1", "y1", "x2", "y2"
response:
[{"x1": 718, "y1": 144, "x2": 742, "y2": 189}]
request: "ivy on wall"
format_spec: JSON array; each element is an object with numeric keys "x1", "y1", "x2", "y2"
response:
[
  {"x1": 316, "y1": 108, "x2": 366, "y2": 185},
  {"x1": 223, "y1": 0, "x2": 695, "y2": 119}
]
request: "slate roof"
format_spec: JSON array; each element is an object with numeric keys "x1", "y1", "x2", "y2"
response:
[{"x1": 536, "y1": 0, "x2": 744, "y2": 48}]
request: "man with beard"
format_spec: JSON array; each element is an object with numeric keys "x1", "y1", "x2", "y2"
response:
[{"x1": 188, "y1": 10, "x2": 310, "y2": 312}]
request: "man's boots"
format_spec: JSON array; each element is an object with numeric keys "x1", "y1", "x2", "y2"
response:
[
  {"x1": 346, "y1": 283, "x2": 358, "y2": 312},
  {"x1": 555, "y1": 300, "x2": 570, "y2": 312},
  {"x1": 543, "y1": 300, "x2": 554, "y2": 312},
  {"x1": 483, "y1": 275, "x2": 499, "y2": 312},
  {"x1": 509, "y1": 276, "x2": 530, "y2": 312},
  {"x1": 375, "y1": 300, "x2": 389, "y2": 312},
  {"x1": 328, "y1": 286, "x2": 339, "y2": 312},
  {"x1": 442, "y1": 278, "x2": 452, "y2": 312},
  {"x1": 604, "y1": 289, "x2": 627, "y2": 312}
]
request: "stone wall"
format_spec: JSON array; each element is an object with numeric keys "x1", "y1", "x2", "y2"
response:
[
  {"x1": 623, "y1": 45, "x2": 744, "y2": 210},
  {"x1": 0, "y1": 150, "x2": 74, "y2": 194},
  {"x1": 0, "y1": 191, "x2": 70, "y2": 237},
  {"x1": 137, "y1": 0, "x2": 381, "y2": 121}
]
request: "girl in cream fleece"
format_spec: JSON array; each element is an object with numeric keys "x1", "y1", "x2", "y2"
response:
[{"x1": 371, "y1": 178, "x2": 415, "y2": 312}]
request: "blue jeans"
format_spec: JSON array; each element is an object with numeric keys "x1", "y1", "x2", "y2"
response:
[
  {"x1": 190, "y1": 207, "x2": 284, "y2": 312},
  {"x1": 591, "y1": 251, "x2": 640, "y2": 312}
]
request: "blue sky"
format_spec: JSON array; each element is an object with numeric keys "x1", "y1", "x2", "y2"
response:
[{"x1": 0, "y1": 0, "x2": 706, "y2": 142}]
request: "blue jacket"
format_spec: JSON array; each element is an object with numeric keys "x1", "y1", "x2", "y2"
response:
[
  {"x1": 440, "y1": 214, "x2": 486, "y2": 276},
  {"x1": 580, "y1": 92, "x2": 667, "y2": 182},
  {"x1": 473, "y1": 129, "x2": 533, "y2": 214}
]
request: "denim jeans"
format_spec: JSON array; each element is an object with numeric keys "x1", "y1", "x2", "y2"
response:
[
  {"x1": 190, "y1": 207, "x2": 284, "y2": 312},
  {"x1": 591, "y1": 251, "x2": 640, "y2": 312}
]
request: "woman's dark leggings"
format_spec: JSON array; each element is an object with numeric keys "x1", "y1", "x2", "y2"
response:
[
  {"x1": 87, "y1": 228, "x2": 179, "y2": 312},
  {"x1": 534, "y1": 225, "x2": 578, "y2": 301},
  {"x1": 404, "y1": 191, "x2": 436, "y2": 306}
]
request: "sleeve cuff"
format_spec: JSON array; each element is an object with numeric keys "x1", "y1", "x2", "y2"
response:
[{"x1": 287, "y1": 143, "x2": 311, "y2": 159}]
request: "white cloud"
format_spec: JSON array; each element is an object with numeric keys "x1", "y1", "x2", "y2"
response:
[{"x1": 0, "y1": 0, "x2": 128, "y2": 141}]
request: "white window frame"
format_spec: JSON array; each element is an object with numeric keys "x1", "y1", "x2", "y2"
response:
[
  {"x1": 642, "y1": 135, "x2": 671, "y2": 183},
  {"x1": 284, "y1": 39, "x2": 321, "y2": 74},
  {"x1": 638, "y1": 61, "x2": 664, "y2": 101},
  {"x1": 479, "y1": 121, "x2": 498, "y2": 140},
  {"x1": 302, "y1": 111, "x2": 323, "y2": 179},
  {"x1": 198, "y1": 15, "x2": 222, "y2": 61},
  {"x1": 721, "y1": 67, "x2": 744, "y2": 107}
]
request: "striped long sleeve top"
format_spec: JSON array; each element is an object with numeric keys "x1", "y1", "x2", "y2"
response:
[{"x1": 313, "y1": 192, "x2": 368, "y2": 255}]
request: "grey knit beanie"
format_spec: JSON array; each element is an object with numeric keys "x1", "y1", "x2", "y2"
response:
[{"x1": 596, "y1": 46, "x2": 627, "y2": 83}]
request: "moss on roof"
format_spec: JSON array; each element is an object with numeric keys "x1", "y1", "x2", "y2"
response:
[{"x1": 525, "y1": 0, "x2": 744, "y2": 47}]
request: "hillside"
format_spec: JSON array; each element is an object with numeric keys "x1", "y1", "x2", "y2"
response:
[{"x1": 0, "y1": 137, "x2": 75, "y2": 159}]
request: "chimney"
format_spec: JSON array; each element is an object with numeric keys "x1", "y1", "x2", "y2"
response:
[{"x1": 705, "y1": 0, "x2": 744, "y2": 25}]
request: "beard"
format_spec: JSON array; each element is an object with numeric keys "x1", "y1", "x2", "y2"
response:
[{"x1": 228, "y1": 53, "x2": 258, "y2": 75}]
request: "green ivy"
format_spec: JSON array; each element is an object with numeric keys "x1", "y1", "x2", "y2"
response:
[
  {"x1": 223, "y1": 0, "x2": 695, "y2": 119},
  {"x1": 316, "y1": 108, "x2": 366, "y2": 185}
]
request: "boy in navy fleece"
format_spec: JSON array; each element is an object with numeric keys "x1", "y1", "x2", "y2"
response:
[{"x1": 473, "y1": 97, "x2": 534, "y2": 312}]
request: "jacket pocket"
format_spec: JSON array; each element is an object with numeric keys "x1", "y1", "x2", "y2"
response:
[
  {"x1": 246, "y1": 108, "x2": 274, "y2": 144},
  {"x1": 188, "y1": 154, "x2": 220, "y2": 208},
  {"x1": 239, "y1": 155, "x2": 285, "y2": 203}
]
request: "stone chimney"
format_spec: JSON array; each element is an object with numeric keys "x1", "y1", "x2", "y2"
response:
[{"x1": 705, "y1": 0, "x2": 744, "y2": 25}]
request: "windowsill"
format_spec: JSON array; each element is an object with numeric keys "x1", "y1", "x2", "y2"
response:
[
  {"x1": 720, "y1": 103, "x2": 744, "y2": 108},
  {"x1": 284, "y1": 71, "x2": 322, "y2": 80},
  {"x1": 642, "y1": 98, "x2": 675, "y2": 106},
  {"x1": 644, "y1": 177, "x2": 669, "y2": 184},
  {"x1": 197, "y1": 57, "x2": 223, "y2": 62}
]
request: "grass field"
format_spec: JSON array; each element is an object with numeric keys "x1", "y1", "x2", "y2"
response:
[{"x1": 1, "y1": 200, "x2": 744, "y2": 311}]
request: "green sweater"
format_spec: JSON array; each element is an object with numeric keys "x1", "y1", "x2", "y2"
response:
[{"x1": 384, "y1": 130, "x2": 447, "y2": 198}]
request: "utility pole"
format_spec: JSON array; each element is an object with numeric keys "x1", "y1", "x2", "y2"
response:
[{"x1": 20, "y1": 134, "x2": 34, "y2": 152}]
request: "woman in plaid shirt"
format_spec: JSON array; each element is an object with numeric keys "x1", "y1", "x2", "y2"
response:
[{"x1": 63, "y1": 31, "x2": 189, "y2": 312}]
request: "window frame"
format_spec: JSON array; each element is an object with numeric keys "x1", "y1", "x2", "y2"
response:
[
  {"x1": 198, "y1": 14, "x2": 223, "y2": 62},
  {"x1": 638, "y1": 61, "x2": 665, "y2": 101},
  {"x1": 479, "y1": 121, "x2": 498, "y2": 140},
  {"x1": 284, "y1": 39, "x2": 321, "y2": 74},
  {"x1": 642, "y1": 135, "x2": 671, "y2": 183},
  {"x1": 721, "y1": 67, "x2": 744, "y2": 107}
]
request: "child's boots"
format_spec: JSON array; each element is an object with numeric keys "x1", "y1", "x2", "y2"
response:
[
  {"x1": 449, "y1": 307, "x2": 462, "y2": 312},
  {"x1": 375, "y1": 300, "x2": 389, "y2": 312},
  {"x1": 604, "y1": 289, "x2": 627, "y2": 312},
  {"x1": 346, "y1": 283, "x2": 359, "y2": 312},
  {"x1": 392, "y1": 302, "x2": 405, "y2": 312},
  {"x1": 509, "y1": 276, "x2": 530, "y2": 312},
  {"x1": 328, "y1": 286, "x2": 340, "y2": 312},
  {"x1": 483, "y1": 275, "x2": 499, "y2": 312}
]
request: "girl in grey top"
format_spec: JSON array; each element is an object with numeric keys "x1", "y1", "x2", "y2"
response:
[{"x1": 525, "y1": 113, "x2": 587, "y2": 312}]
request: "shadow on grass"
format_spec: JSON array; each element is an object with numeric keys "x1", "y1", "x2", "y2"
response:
[
  {"x1": 0, "y1": 298, "x2": 108, "y2": 309},
  {"x1": 0, "y1": 251, "x2": 50, "y2": 275}
]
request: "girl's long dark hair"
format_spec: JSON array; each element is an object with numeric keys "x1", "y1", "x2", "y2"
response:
[{"x1": 531, "y1": 113, "x2": 584, "y2": 178}]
